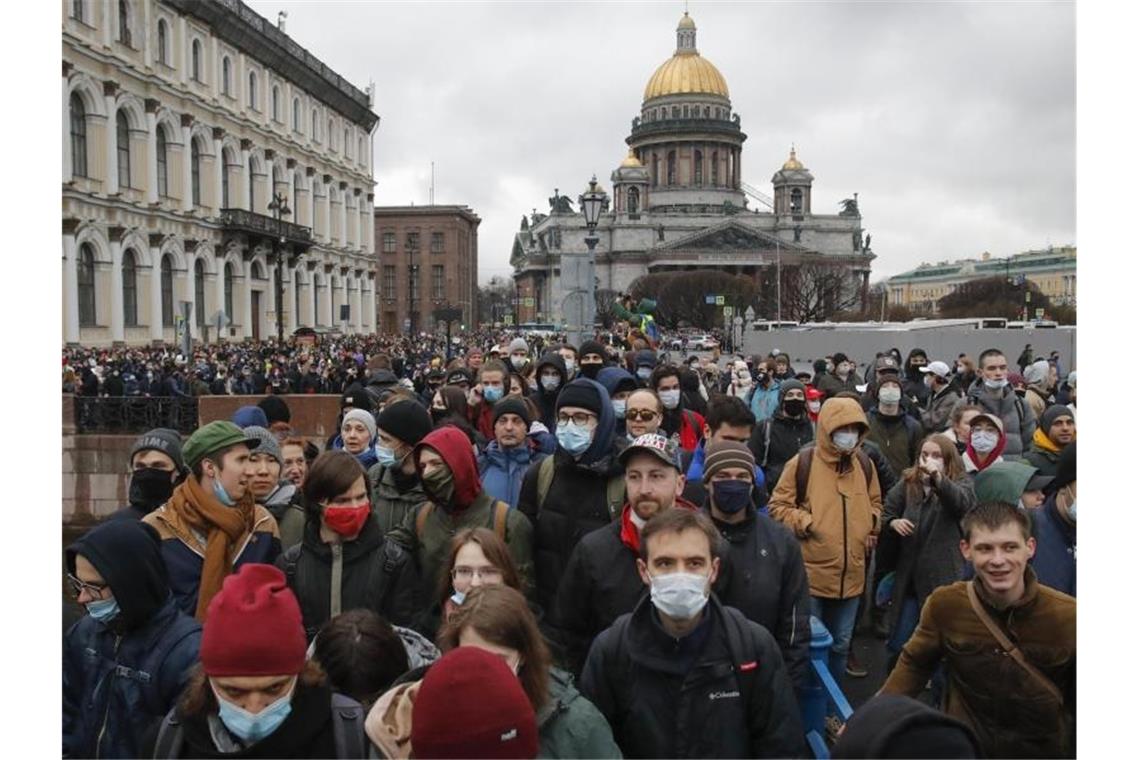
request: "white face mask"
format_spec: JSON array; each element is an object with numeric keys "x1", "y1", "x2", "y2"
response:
[
  {"x1": 808, "y1": 400, "x2": 822, "y2": 414},
  {"x1": 879, "y1": 386, "x2": 902, "y2": 405},
  {"x1": 832, "y1": 430, "x2": 859, "y2": 452},
  {"x1": 971, "y1": 430, "x2": 999, "y2": 453},
  {"x1": 921, "y1": 456, "x2": 945, "y2": 472},
  {"x1": 983, "y1": 377, "x2": 1008, "y2": 390},
  {"x1": 660, "y1": 389, "x2": 681, "y2": 410},
  {"x1": 649, "y1": 572, "x2": 710, "y2": 620},
  {"x1": 540, "y1": 375, "x2": 560, "y2": 392}
]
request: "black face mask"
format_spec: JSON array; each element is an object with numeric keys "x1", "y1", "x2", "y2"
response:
[
  {"x1": 431, "y1": 408, "x2": 449, "y2": 424},
  {"x1": 128, "y1": 467, "x2": 177, "y2": 512},
  {"x1": 580, "y1": 363, "x2": 602, "y2": 380},
  {"x1": 783, "y1": 398, "x2": 806, "y2": 417}
]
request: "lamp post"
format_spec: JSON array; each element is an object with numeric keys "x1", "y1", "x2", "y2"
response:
[
  {"x1": 433, "y1": 303, "x2": 463, "y2": 362},
  {"x1": 267, "y1": 192, "x2": 291, "y2": 344},
  {"x1": 564, "y1": 175, "x2": 608, "y2": 346}
]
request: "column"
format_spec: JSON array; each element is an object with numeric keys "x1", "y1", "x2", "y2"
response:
[
  {"x1": 352, "y1": 276, "x2": 363, "y2": 333},
  {"x1": 104, "y1": 83, "x2": 119, "y2": 194},
  {"x1": 181, "y1": 115, "x2": 193, "y2": 212},
  {"x1": 322, "y1": 176, "x2": 332, "y2": 244},
  {"x1": 366, "y1": 277, "x2": 377, "y2": 333},
  {"x1": 215, "y1": 254, "x2": 227, "y2": 326},
  {"x1": 286, "y1": 268, "x2": 298, "y2": 334},
  {"x1": 62, "y1": 66, "x2": 72, "y2": 182},
  {"x1": 109, "y1": 235, "x2": 125, "y2": 342},
  {"x1": 142, "y1": 0, "x2": 152, "y2": 68},
  {"x1": 312, "y1": 177, "x2": 321, "y2": 239},
  {"x1": 263, "y1": 150, "x2": 275, "y2": 209},
  {"x1": 177, "y1": 17, "x2": 188, "y2": 86},
  {"x1": 339, "y1": 182, "x2": 348, "y2": 248},
  {"x1": 241, "y1": 142, "x2": 252, "y2": 211},
  {"x1": 286, "y1": 161, "x2": 296, "y2": 213},
  {"x1": 212, "y1": 129, "x2": 224, "y2": 213},
  {"x1": 102, "y1": 0, "x2": 114, "y2": 47},
  {"x1": 366, "y1": 195, "x2": 375, "y2": 253},
  {"x1": 63, "y1": 233, "x2": 80, "y2": 343},
  {"x1": 241, "y1": 260, "x2": 254, "y2": 339},
  {"x1": 358, "y1": 196, "x2": 369, "y2": 254},
  {"x1": 303, "y1": 270, "x2": 315, "y2": 327},
  {"x1": 185, "y1": 249, "x2": 198, "y2": 339},
  {"x1": 149, "y1": 243, "x2": 164, "y2": 342},
  {"x1": 145, "y1": 102, "x2": 159, "y2": 204},
  {"x1": 324, "y1": 273, "x2": 334, "y2": 326}
]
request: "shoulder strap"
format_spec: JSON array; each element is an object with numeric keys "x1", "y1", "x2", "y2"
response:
[
  {"x1": 491, "y1": 500, "x2": 510, "y2": 541},
  {"x1": 415, "y1": 502, "x2": 434, "y2": 541},
  {"x1": 329, "y1": 693, "x2": 367, "y2": 758},
  {"x1": 795, "y1": 447, "x2": 814, "y2": 508},
  {"x1": 282, "y1": 543, "x2": 303, "y2": 589},
  {"x1": 605, "y1": 474, "x2": 626, "y2": 521},
  {"x1": 761, "y1": 419, "x2": 773, "y2": 468},
  {"x1": 135, "y1": 613, "x2": 200, "y2": 715},
  {"x1": 153, "y1": 708, "x2": 184, "y2": 760},
  {"x1": 965, "y1": 582, "x2": 1064, "y2": 704},
  {"x1": 721, "y1": 607, "x2": 760, "y2": 707},
  {"x1": 854, "y1": 448, "x2": 874, "y2": 491},
  {"x1": 683, "y1": 410, "x2": 699, "y2": 437},
  {"x1": 536, "y1": 455, "x2": 556, "y2": 511}
]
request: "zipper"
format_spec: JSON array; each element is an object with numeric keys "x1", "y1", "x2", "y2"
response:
[
  {"x1": 789, "y1": 603, "x2": 796, "y2": 647},
  {"x1": 839, "y1": 493, "x2": 849, "y2": 598},
  {"x1": 232, "y1": 512, "x2": 273, "y2": 564},
  {"x1": 94, "y1": 634, "x2": 123, "y2": 759}
]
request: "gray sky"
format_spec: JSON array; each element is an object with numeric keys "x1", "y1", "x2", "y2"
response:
[{"x1": 247, "y1": 0, "x2": 1075, "y2": 284}]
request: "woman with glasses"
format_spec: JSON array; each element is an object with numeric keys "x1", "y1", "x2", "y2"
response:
[{"x1": 420, "y1": 527, "x2": 523, "y2": 638}]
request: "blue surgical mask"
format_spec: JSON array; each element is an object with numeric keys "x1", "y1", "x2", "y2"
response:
[
  {"x1": 612, "y1": 399, "x2": 627, "y2": 418},
  {"x1": 636, "y1": 367, "x2": 653, "y2": 381},
  {"x1": 712, "y1": 480, "x2": 753, "y2": 514},
  {"x1": 376, "y1": 445, "x2": 396, "y2": 467},
  {"x1": 660, "y1": 389, "x2": 681, "y2": 410},
  {"x1": 483, "y1": 385, "x2": 504, "y2": 403},
  {"x1": 213, "y1": 682, "x2": 295, "y2": 745},
  {"x1": 212, "y1": 479, "x2": 236, "y2": 506},
  {"x1": 541, "y1": 375, "x2": 561, "y2": 392},
  {"x1": 831, "y1": 430, "x2": 859, "y2": 452},
  {"x1": 86, "y1": 597, "x2": 120, "y2": 624},
  {"x1": 556, "y1": 421, "x2": 593, "y2": 456},
  {"x1": 450, "y1": 589, "x2": 466, "y2": 606},
  {"x1": 1067, "y1": 499, "x2": 1076, "y2": 521}
]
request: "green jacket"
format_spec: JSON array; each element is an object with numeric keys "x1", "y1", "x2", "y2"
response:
[
  {"x1": 1023, "y1": 443, "x2": 1061, "y2": 478},
  {"x1": 974, "y1": 461, "x2": 1039, "y2": 505},
  {"x1": 538, "y1": 668, "x2": 622, "y2": 759},
  {"x1": 368, "y1": 462, "x2": 429, "y2": 534}
]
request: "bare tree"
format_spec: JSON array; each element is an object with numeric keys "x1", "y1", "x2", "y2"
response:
[
  {"x1": 782, "y1": 263, "x2": 861, "y2": 322},
  {"x1": 629, "y1": 271, "x2": 757, "y2": 329},
  {"x1": 477, "y1": 276, "x2": 515, "y2": 325}
]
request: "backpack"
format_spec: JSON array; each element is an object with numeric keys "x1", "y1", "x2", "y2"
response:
[
  {"x1": 93, "y1": 611, "x2": 200, "y2": 719},
  {"x1": 793, "y1": 445, "x2": 875, "y2": 508},
  {"x1": 536, "y1": 455, "x2": 625, "y2": 521},
  {"x1": 153, "y1": 693, "x2": 366, "y2": 758},
  {"x1": 415, "y1": 499, "x2": 510, "y2": 542}
]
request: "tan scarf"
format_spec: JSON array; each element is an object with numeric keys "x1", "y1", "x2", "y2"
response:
[{"x1": 164, "y1": 476, "x2": 255, "y2": 621}]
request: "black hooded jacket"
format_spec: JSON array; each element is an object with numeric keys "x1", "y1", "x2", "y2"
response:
[
  {"x1": 831, "y1": 694, "x2": 981, "y2": 758},
  {"x1": 750, "y1": 380, "x2": 815, "y2": 493},
  {"x1": 531, "y1": 353, "x2": 568, "y2": 431},
  {"x1": 902, "y1": 348, "x2": 932, "y2": 408},
  {"x1": 64, "y1": 521, "x2": 202, "y2": 759}
]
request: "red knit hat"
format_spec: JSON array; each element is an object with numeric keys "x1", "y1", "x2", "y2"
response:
[
  {"x1": 411, "y1": 647, "x2": 538, "y2": 759},
  {"x1": 200, "y1": 564, "x2": 306, "y2": 677}
]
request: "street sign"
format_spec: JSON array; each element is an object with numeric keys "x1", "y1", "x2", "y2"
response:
[
  {"x1": 733, "y1": 316, "x2": 744, "y2": 325},
  {"x1": 716, "y1": 296, "x2": 725, "y2": 306},
  {"x1": 705, "y1": 295, "x2": 716, "y2": 305},
  {"x1": 524, "y1": 297, "x2": 535, "y2": 307},
  {"x1": 1035, "y1": 307, "x2": 1045, "y2": 319},
  {"x1": 403, "y1": 318, "x2": 411, "y2": 328},
  {"x1": 723, "y1": 306, "x2": 733, "y2": 316},
  {"x1": 744, "y1": 306, "x2": 756, "y2": 321}
]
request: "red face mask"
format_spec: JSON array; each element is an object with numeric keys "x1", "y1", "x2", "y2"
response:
[{"x1": 322, "y1": 501, "x2": 371, "y2": 538}]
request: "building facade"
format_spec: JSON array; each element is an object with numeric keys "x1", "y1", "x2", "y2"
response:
[
  {"x1": 511, "y1": 12, "x2": 874, "y2": 324},
  {"x1": 373, "y1": 206, "x2": 480, "y2": 334},
  {"x1": 885, "y1": 246, "x2": 1077, "y2": 312},
  {"x1": 63, "y1": 0, "x2": 379, "y2": 346}
]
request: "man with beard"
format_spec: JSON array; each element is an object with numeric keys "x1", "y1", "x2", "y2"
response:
[
  {"x1": 108, "y1": 429, "x2": 187, "y2": 522},
  {"x1": 577, "y1": 339, "x2": 608, "y2": 381},
  {"x1": 1023, "y1": 405, "x2": 1075, "y2": 478}
]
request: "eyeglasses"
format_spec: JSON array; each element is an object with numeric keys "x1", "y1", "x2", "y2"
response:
[
  {"x1": 625, "y1": 409, "x2": 659, "y2": 422},
  {"x1": 67, "y1": 573, "x2": 109, "y2": 598},
  {"x1": 557, "y1": 412, "x2": 597, "y2": 426},
  {"x1": 451, "y1": 565, "x2": 503, "y2": 582}
]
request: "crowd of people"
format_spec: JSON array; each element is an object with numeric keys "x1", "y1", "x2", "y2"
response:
[{"x1": 62, "y1": 328, "x2": 1077, "y2": 758}]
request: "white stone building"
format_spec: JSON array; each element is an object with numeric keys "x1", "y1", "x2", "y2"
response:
[
  {"x1": 512, "y1": 12, "x2": 875, "y2": 324},
  {"x1": 63, "y1": 0, "x2": 380, "y2": 346}
]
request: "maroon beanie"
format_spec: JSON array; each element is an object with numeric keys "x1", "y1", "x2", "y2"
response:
[
  {"x1": 200, "y1": 564, "x2": 307, "y2": 677},
  {"x1": 411, "y1": 647, "x2": 538, "y2": 759}
]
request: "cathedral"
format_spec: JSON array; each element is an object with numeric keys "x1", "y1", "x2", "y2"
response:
[{"x1": 511, "y1": 11, "x2": 875, "y2": 324}]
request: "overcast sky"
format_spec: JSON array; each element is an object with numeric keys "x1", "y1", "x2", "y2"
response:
[{"x1": 247, "y1": 0, "x2": 1075, "y2": 284}]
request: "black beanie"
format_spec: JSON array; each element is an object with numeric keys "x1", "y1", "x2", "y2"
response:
[
  {"x1": 492, "y1": 397, "x2": 533, "y2": 427},
  {"x1": 342, "y1": 382, "x2": 375, "y2": 414},
  {"x1": 831, "y1": 694, "x2": 981, "y2": 759},
  {"x1": 1051, "y1": 441, "x2": 1076, "y2": 492},
  {"x1": 257, "y1": 395, "x2": 291, "y2": 425},
  {"x1": 556, "y1": 380, "x2": 604, "y2": 417},
  {"x1": 1039, "y1": 404, "x2": 1074, "y2": 432},
  {"x1": 377, "y1": 401, "x2": 434, "y2": 446},
  {"x1": 579, "y1": 340, "x2": 606, "y2": 359}
]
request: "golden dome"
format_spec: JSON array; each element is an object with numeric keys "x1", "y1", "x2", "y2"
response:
[
  {"x1": 678, "y1": 12, "x2": 696, "y2": 30},
  {"x1": 782, "y1": 146, "x2": 804, "y2": 171},
  {"x1": 644, "y1": 53, "x2": 729, "y2": 101},
  {"x1": 620, "y1": 149, "x2": 643, "y2": 168}
]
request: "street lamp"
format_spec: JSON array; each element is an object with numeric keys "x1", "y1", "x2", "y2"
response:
[
  {"x1": 565, "y1": 174, "x2": 608, "y2": 346},
  {"x1": 267, "y1": 192, "x2": 291, "y2": 343}
]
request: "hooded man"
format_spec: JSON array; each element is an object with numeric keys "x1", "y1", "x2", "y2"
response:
[
  {"x1": 1023, "y1": 359, "x2": 1053, "y2": 418},
  {"x1": 959, "y1": 348, "x2": 1036, "y2": 458},
  {"x1": 767, "y1": 397, "x2": 883, "y2": 689},
  {"x1": 750, "y1": 379, "x2": 817, "y2": 494},
  {"x1": 367, "y1": 399, "x2": 435, "y2": 534},
  {"x1": 577, "y1": 339, "x2": 608, "y2": 381},
  {"x1": 865, "y1": 373, "x2": 923, "y2": 479},
  {"x1": 406, "y1": 426, "x2": 535, "y2": 609},
  {"x1": 632, "y1": 348, "x2": 657, "y2": 387},
  {"x1": 478, "y1": 397, "x2": 550, "y2": 509},
  {"x1": 816, "y1": 352, "x2": 860, "y2": 399},
  {"x1": 902, "y1": 348, "x2": 932, "y2": 409},
  {"x1": 64, "y1": 520, "x2": 201, "y2": 758},
  {"x1": 109, "y1": 428, "x2": 187, "y2": 522},
  {"x1": 1033, "y1": 442, "x2": 1076, "y2": 597},
  {"x1": 532, "y1": 352, "x2": 568, "y2": 431},
  {"x1": 517, "y1": 378, "x2": 624, "y2": 612},
  {"x1": 143, "y1": 421, "x2": 282, "y2": 620},
  {"x1": 1023, "y1": 405, "x2": 1075, "y2": 477},
  {"x1": 595, "y1": 365, "x2": 639, "y2": 439}
]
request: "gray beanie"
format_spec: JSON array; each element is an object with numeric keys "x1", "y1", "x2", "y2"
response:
[
  {"x1": 1023, "y1": 359, "x2": 1050, "y2": 385},
  {"x1": 242, "y1": 426, "x2": 283, "y2": 466},
  {"x1": 508, "y1": 337, "x2": 529, "y2": 354},
  {"x1": 342, "y1": 408, "x2": 378, "y2": 441},
  {"x1": 130, "y1": 428, "x2": 185, "y2": 472}
]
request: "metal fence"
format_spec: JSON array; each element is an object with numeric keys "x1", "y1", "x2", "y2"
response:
[{"x1": 73, "y1": 397, "x2": 199, "y2": 435}]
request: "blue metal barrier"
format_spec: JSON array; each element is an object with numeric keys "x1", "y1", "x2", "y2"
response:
[{"x1": 801, "y1": 615, "x2": 855, "y2": 759}]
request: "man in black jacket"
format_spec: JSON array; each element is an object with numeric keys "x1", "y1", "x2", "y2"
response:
[
  {"x1": 750, "y1": 379, "x2": 815, "y2": 494},
  {"x1": 580, "y1": 508, "x2": 803, "y2": 758},
  {"x1": 701, "y1": 441, "x2": 811, "y2": 693}
]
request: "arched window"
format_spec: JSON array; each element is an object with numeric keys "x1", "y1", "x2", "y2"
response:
[
  {"x1": 116, "y1": 111, "x2": 131, "y2": 188},
  {"x1": 666, "y1": 151, "x2": 676, "y2": 186},
  {"x1": 293, "y1": 172, "x2": 300, "y2": 215},
  {"x1": 71, "y1": 0, "x2": 84, "y2": 22},
  {"x1": 694, "y1": 150, "x2": 703, "y2": 186},
  {"x1": 292, "y1": 98, "x2": 300, "y2": 131},
  {"x1": 78, "y1": 244, "x2": 96, "y2": 326},
  {"x1": 248, "y1": 155, "x2": 255, "y2": 210},
  {"x1": 224, "y1": 263, "x2": 234, "y2": 320},
  {"x1": 221, "y1": 150, "x2": 230, "y2": 208},
  {"x1": 711, "y1": 151, "x2": 719, "y2": 186},
  {"x1": 191, "y1": 40, "x2": 201, "y2": 81},
  {"x1": 790, "y1": 188, "x2": 803, "y2": 214},
  {"x1": 328, "y1": 119, "x2": 334, "y2": 148},
  {"x1": 272, "y1": 86, "x2": 280, "y2": 121},
  {"x1": 358, "y1": 137, "x2": 364, "y2": 163},
  {"x1": 190, "y1": 140, "x2": 201, "y2": 206},
  {"x1": 343, "y1": 128, "x2": 350, "y2": 156},
  {"x1": 122, "y1": 250, "x2": 137, "y2": 326},
  {"x1": 651, "y1": 153, "x2": 658, "y2": 186},
  {"x1": 194, "y1": 259, "x2": 206, "y2": 325},
  {"x1": 312, "y1": 277, "x2": 319, "y2": 325},
  {"x1": 160, "y1": 256, "x2": 174, "y2": 326},
  {"x1": 222, "y1": 57, "x2": 231, "y2": 95},
  {"x1": 248, "y1": 71, "x2": 258, "y2": 110},
  {"x1": 312, "y1": 109, "x2": 319, "y2": 141},
  {"x1": 118, "y1": 0, "x2": 131, "y2": 46},
  {"x1": 628, "y1": 187, "x2": 639, "y2": 215},
  {"x1": 157, "y1": 19, "x2": 168, "y2": 64},
  {"x1": 69, "y1": 93, "x2": 87, "y2": 178},
  {"x1": 156, "y1": 127, "x2": 168, "y2": 197}
]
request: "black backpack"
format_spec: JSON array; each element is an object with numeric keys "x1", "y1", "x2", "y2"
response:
[{"x1": 152, "y1": 693, "x2": 366, "y2": 758}]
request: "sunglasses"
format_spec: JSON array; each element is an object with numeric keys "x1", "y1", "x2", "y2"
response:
[{"x1": 625, "y1": 409, "x2": 659, "y2": 422}]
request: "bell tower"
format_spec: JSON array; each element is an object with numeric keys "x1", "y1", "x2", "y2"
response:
[{"x1": 771, "y1": 146, "x2": 814, "y2": 216}]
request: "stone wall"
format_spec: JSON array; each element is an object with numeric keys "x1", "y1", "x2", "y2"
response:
[{"x1": 62, "y1": 394, "x2": 345, "y2": 525}]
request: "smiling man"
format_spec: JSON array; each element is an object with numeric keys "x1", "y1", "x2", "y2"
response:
[{"x1": 881, "y1": 501, "x2": 1076, "y2": 758}]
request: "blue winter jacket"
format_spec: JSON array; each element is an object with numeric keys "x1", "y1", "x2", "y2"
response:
[
  {"x1": 478, "y1": 440, "x2": 548, "y2": 509},
  {"x1": 682, "y1": 440, "x2": 768, "y2": 512},
  {"x1": 748, "y1": 380, "x2": 782, "y2": 423},
  {"x1": 63, "y1": 521, "x2": 202, "y2": 759},
  {"x1": 1031, "y1": 496, "x2": 1076, "y2": 597}
]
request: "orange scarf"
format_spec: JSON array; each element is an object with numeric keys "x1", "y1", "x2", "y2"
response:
[{"x1": 164, "y1": 476, "x2": 255, "y2": 621}]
